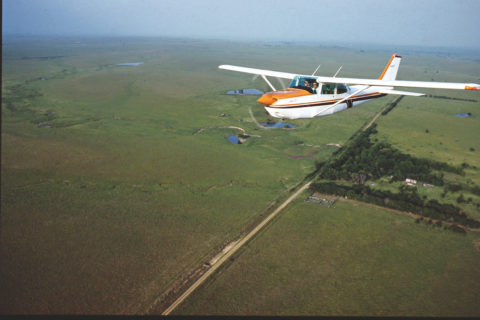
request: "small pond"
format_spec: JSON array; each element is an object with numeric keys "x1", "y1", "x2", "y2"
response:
[
  {"x1": 260, "y1": 122, "x2": 296, "y2": 128},
  {"x1": 227, "y1": 136, "x2": 240, "y2": 144},
  {"x1": 226, "y1": 88, "x2": 264, "y2": 95},
  {"x1": 116, "y1": 62, "x2": 144, "y2": 66},
  {"x1": 454, "y1": 113, "x2": 472, "y2": 117}
]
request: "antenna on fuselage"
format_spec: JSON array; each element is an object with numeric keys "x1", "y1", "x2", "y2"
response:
[
  {"x1": 333, "y1": 66, "x2": 343, "y2": 78},
  {"x1": 312, "y1": 64, "x2": 321, "y2": 76}
]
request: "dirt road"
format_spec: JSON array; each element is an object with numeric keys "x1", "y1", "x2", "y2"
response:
[{"x1": 161, "y1": 180, "x2": 314, "y2": 315}]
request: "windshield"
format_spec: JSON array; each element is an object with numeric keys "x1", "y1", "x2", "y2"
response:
[{"x1": 289, "y1": 76, "x2": 317, "y2": 93}]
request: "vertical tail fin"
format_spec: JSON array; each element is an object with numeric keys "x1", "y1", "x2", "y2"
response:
[{"x1": 379, "y1": 54, "x2": 402, "y2": 81}]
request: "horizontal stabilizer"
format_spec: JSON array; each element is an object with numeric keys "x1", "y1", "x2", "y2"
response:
[{"x1": 377, "y1": 88, "x2": 425, "y2": 96}]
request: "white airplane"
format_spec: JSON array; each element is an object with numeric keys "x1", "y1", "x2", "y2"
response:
[{"x1": 219, "y1": 54, "x2": 479, "y2": 119}]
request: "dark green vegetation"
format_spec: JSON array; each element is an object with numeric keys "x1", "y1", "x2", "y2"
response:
[
  {"x1": 312, "y1": 124, "x2": 480, "y2": 228},
  {"x1": 316, "y1": 124, "x2": 462, "y2": 185},
  {"x1": 2, "y1": 37, "x2": 480, "y2": 316}
]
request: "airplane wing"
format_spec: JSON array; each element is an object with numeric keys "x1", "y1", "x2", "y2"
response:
[
  {"x1": 218, "y1": 65, "x2": 296, "y2": 80},
  {"x1": 219, "y1": 63, "x2": 480, "y2": 94},
  {"x1": 314, "y1": 76, "x2": 480, "y2": 91},
  {"x1": 375, "y1": 88, "x2": 425, "y2": 96}
]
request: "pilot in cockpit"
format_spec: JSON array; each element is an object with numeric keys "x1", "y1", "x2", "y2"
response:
[
  {"x1": 312, "y1": 82, "x2": 319, "y2": 94},
  {"x1": 303, "y1": 80, "x2": 313, "y2": 93}
]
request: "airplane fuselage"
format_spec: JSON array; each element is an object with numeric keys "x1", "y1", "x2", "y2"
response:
[{"x1": 259, "y1": 85, "x2": 386, "y2": 119}]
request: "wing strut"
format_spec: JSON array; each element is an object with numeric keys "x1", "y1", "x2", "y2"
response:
[
  {"x1": 314, "y1": 85, "x2": 370, "y2": 117},
  {"x1": 312, "y1": 64, "x2": 321, "y2": 76},
  {"x1": 261, "y1": 75, "x2": 277, "y2": 91},
  {"x1": 333, "y1": 66, "x2": 343, "y2": 78}
]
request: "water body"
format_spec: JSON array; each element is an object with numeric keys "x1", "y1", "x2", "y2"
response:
[
  {"x1": 116, "y1": 62, "x2": 144, "y2": 66},
  {"x1": 227, "y1": 136, "x2": 240, "y2": 144},
  {"x1": 260, "y1": 122, "x2": 296, "y2": 128},
  {"x1": 454, "y1": 113, "x2": 472, "y2": 117},
  {"x1": 226, "y1": 89, "x2": 264, "y2": 95}
]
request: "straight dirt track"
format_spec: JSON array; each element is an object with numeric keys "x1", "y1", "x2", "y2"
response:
[{"x1": 161, "y1": 180, "x2": 313, "y2": 315}]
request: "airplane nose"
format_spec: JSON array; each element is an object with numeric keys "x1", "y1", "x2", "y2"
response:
[{"x1": 257, "y1": 93, "x2": 277, "y2": 106}]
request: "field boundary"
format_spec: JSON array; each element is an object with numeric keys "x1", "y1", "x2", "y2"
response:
[{"x1": 311, "y1": 192, "x2": 480, "y2": 232}]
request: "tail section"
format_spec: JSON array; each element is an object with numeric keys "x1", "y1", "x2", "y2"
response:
[{"x1": 379, "y1": 54, "x2": 402, "y2": 81}]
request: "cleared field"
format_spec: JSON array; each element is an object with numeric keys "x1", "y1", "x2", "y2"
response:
[{"x1": 176, "y1": 197, "x2": 480, "y2": 317}]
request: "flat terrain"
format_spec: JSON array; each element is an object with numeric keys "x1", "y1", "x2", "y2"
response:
[
  {"x1": 1, "y1": 37, "x2": 479, "y2": 315},
  {"x1": 176, "y1": 198, "x2": 480, "y2": 316}
]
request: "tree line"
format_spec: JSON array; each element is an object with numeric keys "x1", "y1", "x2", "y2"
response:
[
  {"x1": 310, "y1": 181, "x2": 479, "y2": 229},
  {"x1": 311, "y1": 123, "x2": 480, "y2": 230},
  {"x1": 315, "y1": 124, "x2": 463, "y2": 185}
]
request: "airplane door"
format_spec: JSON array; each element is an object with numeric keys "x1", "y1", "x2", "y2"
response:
[{"x1": 335, "y1": 83, "x2": 350, "y2": 106}]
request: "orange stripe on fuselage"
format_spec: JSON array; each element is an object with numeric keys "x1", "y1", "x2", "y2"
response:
[
  {"x1": 378, "y1": 54, "x2": 397, "y2": 80},
  {"x1": 257, "y1": 88, "x2": 312, "y2": 106}
]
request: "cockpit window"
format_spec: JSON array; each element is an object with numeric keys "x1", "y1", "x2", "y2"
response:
[
  {"x1": 289, "y1": 76, "x2": 317, "y2": 93},
  {"x1": 320, "y1": 83, "x2": 349, "y2": 95},
  {"x1": 289, "y1": 77, "x2": 349, "y2": 95},
  {"x1": 337, "y1": 84, "x2": 348, "y2": 94},
  {"x1": 321, "y1": 83, "x2": 335, "y2": 95}
]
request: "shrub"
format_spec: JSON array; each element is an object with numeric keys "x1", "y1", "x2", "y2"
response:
[{"x1": 448, "y1": 224, "x2": 466, "y2": 235}]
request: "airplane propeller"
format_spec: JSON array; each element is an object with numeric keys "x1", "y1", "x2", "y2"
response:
[{"x1": 251, "y1": 70, "x2": 287, "y2": 90}]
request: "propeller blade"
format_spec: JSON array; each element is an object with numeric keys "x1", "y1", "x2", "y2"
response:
[{"x1": 276, "y1": 77, "x2": 287, "y2": 89}]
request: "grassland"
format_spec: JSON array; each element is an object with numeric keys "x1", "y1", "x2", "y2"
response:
[
  {"x1": 1, "y1": 37, "x2": 389, "y2": 314},
  {"x1": 176, "y1": 197, "x2": 480, "y2": 316},
  {"x1": 2, "y1": 37, "x2": 479, "y2": 315}
]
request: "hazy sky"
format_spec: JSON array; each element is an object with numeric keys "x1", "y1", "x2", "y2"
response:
[{"x1": 3, "y1": 0, "x2": 480, "y2": 49}]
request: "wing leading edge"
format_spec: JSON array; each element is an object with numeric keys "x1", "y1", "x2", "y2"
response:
[{"x1": 218, "y1": 65, "x2": 296, "y2": 80}]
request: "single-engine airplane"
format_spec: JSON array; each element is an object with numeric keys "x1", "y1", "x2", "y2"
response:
[{"x1": 219, "y1": 54, "x2": 479, "y2": 119}]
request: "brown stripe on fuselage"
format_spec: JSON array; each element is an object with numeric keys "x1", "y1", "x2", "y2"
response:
[{"x1": 268, "y1": 92, "x2": 386, "y2": 109}]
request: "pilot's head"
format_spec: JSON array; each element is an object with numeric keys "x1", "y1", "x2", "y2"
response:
[{"x1": 304, "y1": 80, "x2": 310, "y2": 86}]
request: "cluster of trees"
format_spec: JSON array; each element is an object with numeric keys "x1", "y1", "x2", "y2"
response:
[
  {"x1": 311, "y1": 124, "x2": 480, "y2": 230},
  {"x1": 310, "y1": 181, "x2": 480, "y2": 229},
  {"x1": 316, "y1": 124, "x2": 463, "y2": 186}
]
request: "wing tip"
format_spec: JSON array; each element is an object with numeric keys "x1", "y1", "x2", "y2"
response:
[{"x1": 465, "y1": 85, "x2": 480, "y2": 91}]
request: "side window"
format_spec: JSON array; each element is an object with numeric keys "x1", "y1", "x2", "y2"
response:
[
  {"x1": 321, "y1": 83, "x2": 335, "y2": 95},
  {"x1": 337, "y1": 84, "x2": 348, "y2": 94}
]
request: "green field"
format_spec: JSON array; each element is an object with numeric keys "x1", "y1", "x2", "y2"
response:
[
  {"x1": 1, "y1": 37, "x2": 479, "y2": 315},
  {"x1": 176, "y1": 198, "x2": 480, "y2": 316}
]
